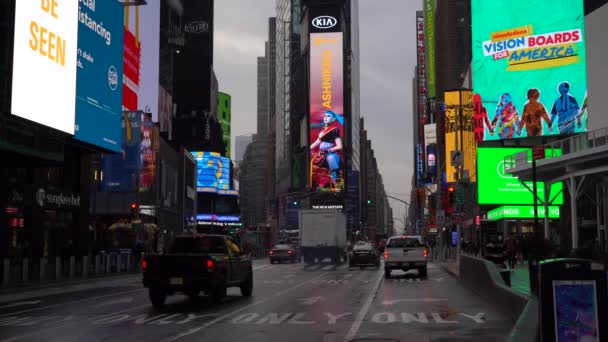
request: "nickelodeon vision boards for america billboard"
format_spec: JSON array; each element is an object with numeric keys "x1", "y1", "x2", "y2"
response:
[{"x1": 472, "y1": 0, "x2": 588, "y2": 141}]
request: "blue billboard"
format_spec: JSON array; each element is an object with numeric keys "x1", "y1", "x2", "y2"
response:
[
  {"x1": 191, "y1": 152, "x2": 231, "y2": 193},
  {"x1": 100, "y1": 112, "x2": 142, "y2": 192},
  {"x1": 74, "y1": 0, "x2": 124, "y2": 152}
]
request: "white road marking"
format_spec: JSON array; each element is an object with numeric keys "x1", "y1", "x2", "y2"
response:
[
  {"x1": 343, "y1": 269, "x2": 384, "y2": 341},
  {"x1": 90, "y1": 297, "x2": 133, "y2": 308},
  {"x1": 0, "y1": 289, "x2": 143, "y2": 318},
  {"x1": 382, "y1": 298, "x2": 448, "y2": 305},
  {"x1": 459, "y1": 312, "x2": 486, "y2": 323},
  {"x1": 431, "y1": 313, "x2": 458, "y2": 324},
  {"x1": 299, "y1": 296, "x2": 326, "y2": 305},
  {"x1": 0, "y1": 301, "x2": 41, "y2": 309},
  {"x1": 372, "y1": 312, "x2": 397, "y2": 323},
  {"x1": 324, "y1": 312, "x2": 351, "y2": 325},
  {"x1": 160, "y1": 271, "x2": 331, "y2": 342}
]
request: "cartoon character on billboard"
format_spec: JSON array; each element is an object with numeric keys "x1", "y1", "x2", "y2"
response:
[
  {"x1": 310, "y1": 110, "x2": 344, "y2": 191},
  {"x1": 473, "y1": 94, "x2": 493, "y2": 142},
  {"x1": 490, "y1": 93, "x2": 520, "y2": 139},
  {"x1": 578, "y1": 90, "x2": 588, "y2": 130},
  {"x1": 517, "y1": 88, "x2": 552, "y2": 137},
  {"x1": 550, "y1": 81, "x2": 580, "y2": 134}
]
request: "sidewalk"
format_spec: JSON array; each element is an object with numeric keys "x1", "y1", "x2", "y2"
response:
[{"x1": 508, "y1": 263, "x2": 531, "y2": 298}]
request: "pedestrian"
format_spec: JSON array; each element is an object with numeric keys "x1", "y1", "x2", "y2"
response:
[{"x1": 505, "y1": 233, "x2": 517, "y2": 269}]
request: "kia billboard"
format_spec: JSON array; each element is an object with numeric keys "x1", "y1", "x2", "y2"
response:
[
  {"x1": 309, "y1": 31, "x2": 345, "y2": 193},
  {"x1": 472, "y1": 0, "x2": 588, "y2": 140}
]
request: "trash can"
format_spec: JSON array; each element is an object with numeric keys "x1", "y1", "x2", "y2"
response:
[{"x1": 538, "y1": 258, "x2": 607, "y2": 342}]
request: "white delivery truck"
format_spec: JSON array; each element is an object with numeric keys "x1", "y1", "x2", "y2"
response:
[{"x1": 299, "y1": 209, "x2": 347, "y2": 264}]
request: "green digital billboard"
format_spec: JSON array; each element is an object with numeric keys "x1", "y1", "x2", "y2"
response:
[
  {"x1": 218, "y1": 92, "x2": 232, "y2": 156},
  {"x1": 472, "y1": 0, "x2": 588, "y2": 141},
  {"x1": 477, "y1": 147, "x2": 563, "y2": 205},
  {"x1": 487, "y1": 206, "x2": 560, "y2": 221}
]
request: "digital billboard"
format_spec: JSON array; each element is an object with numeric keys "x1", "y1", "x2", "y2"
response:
[
  {"x1": 11, "y1": 0, "x2": 79, "y2": 134},
  {"x1": 100, "y1": 111, "x2": 142, "y2": 192},
  {"x1": 309, "y1": 32, "x2": 345, "y2": 193},
  {"x1": 191, "y1": 152, "x2": 231, "y2": 193},
  {"x1": 218, "y1": 92, "x2": 231, "y2": 156},
  {"x1": 139, "y1": 113, "x2": 157, "y2": 192},
  {"x1": 445, "y1": 90, "x2": 476, "y2": 183},
  {"x1": 472, "y1": 0, "x2": 588, "y2": 140},
  {"x1": 74, "y1": 0, "x2": 124, "y2": 152},
  {"x1": 424, "y1": 0, "x2": 436, "y2": 98},
  {"x1": 477, "y1": 147, "x2": 563, "y2": 205},
  {"x1": 487, "y1": 206, "x2": 560, "y2": 221}
]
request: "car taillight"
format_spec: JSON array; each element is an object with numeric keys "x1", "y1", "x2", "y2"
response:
[
  {"x1": 141, "y1": 259, "x2": 148, "y2": 270},
  {"x1": 288, "y1": 250, "x2": 293, "y2": 254},
  {"x1": 206, "y1": 259, "x2": 215, "y2": 271},
  {"x1": 384, "y1": 250, "x2": 389, "y2": 260},
  {"x1": 423, "y1": 248, "x2": 428, "y2": 258}
]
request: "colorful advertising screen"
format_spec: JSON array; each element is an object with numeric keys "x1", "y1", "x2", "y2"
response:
[
  {"x1": 100, "y1": 111, "x2": 142, "y2": 192},
  {"x1": 218, "y1": 92, "x2": 232, "y2": 157},
  {"x1": 139, "y1": 113, "x2": 157, "y2": 192},
  {"x1": 309, "y1": 32, "x2": 345, "y2": 193},
  {"x1": 191, "y1": 152, "x2": 231, "y2": 193},
  {"x1": 11, "y1": 0, "x2": 79, "y2": 134},
  {"x1": 553, "y1": 280, "x2": 601, "y2": 342},
  {"x1": 477, "y1": 147, "x2": 563, "y2": 205},
  {"x1": 74, "y1": 0, "x2": 124, "y2": 152},
  {"x1": 445, "y1": 90, "x2": 476, "y2": 183},
  {"x1": 472, "y1": 0, "x2": 588, "y2": 140}
]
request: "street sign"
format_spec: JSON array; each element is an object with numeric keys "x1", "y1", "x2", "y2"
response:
[
  {"x1": 450, "y1": 151, "x2": 463, "y2": 166},
  {"x1": 532, "y1": 146, "x2": 545, "y2": 160}
]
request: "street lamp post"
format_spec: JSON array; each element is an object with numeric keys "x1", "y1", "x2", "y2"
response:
[{"x1": 386, "y1": 195, "x2": 410, "y2": 235}]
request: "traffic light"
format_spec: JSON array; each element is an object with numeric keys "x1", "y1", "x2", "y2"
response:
[
  {"x1": 293, "y1": 201, "x2": 299, "y2": 206},
  {"x1": 447, "y1": 186, "x2": 455, "y2": 212},
  {"x1": 367, "y1": 199, "x2": 373, "y2": 205},
  {"x1": 130, "y1": 203, "x2": 137, "y2": 216}
]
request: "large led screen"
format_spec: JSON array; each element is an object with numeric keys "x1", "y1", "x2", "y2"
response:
[
  {"x1": 309, "y1": 32, "x2": 345, "y2": 193},
  {"x1": 11, "y1": 0, "x2": 79, "y2": 134},
  {"x1": 74, "y1": 0, "x2": 124, "y2": 152},
  {"x1": 100, "y1": 111, "x2": 142, "y2": 192},
  {"x1": 477, "y1": 147, "x2": 563, "y2": 205},
  {"x1": 191, "y1": 152, "x2": 231, "y2": 193},
  {"x1": 445, "y1": 90, "x2": 476, "y2": 183},
  {"x1": 472, "y1": 0, "x2": 588, "y2": 141}
]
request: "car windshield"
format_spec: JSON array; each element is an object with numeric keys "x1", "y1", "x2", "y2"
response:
[
  {"x1": 387, "y1": 237, "x2": 422, "y2": 248},
  {"x1": 169, "y1": 236, "x2": 227, "y2": 254},
  {"x1": 273, "y1": 244, "x2": 291, "y2": 250}
]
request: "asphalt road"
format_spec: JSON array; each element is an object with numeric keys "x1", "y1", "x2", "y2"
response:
[{"x1": 0, "y1": 259, "x2": 512, "y2": 342}]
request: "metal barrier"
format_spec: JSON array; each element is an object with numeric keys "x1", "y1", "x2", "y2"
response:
[{"x1": 505, "y1": 126, "x2": 608, "y2": 172}]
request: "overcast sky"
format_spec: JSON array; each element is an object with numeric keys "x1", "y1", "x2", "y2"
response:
[{"x1": 214, "y1": 1, "x2": 419, "y2": 231}]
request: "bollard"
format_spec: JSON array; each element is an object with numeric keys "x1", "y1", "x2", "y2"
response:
[
  {"x1": 3, "y1": 259, "x2": 9, "y2": 287},
  {"x1": 106, "y1": 254, "x2": 111, "y2": 274},
  {"x1": 126, "y1": 253, "x2": 131, "y2": 272},
  {"x1": 82, "y1": 256, "x2": 88, "y2": 278},
  {"x1": 55, "y1": 257, "x2": 61, "y2": 280},
  {"x1": 95, "y1": 255, "x2": 101, "y2": 276},
  {"x1": 39, "y1": 257, "x2": 46, "y2": 282},
  {"x1": 22, "y1": 258, "x2": 29, "y2": 282},
  {"x1": 69, "y1": 256, "x2": 75, "y2": 278}
]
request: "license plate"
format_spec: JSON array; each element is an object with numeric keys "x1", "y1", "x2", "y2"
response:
[{"x1": 170, "y1": 277, "x2": 183, "y2": 285}]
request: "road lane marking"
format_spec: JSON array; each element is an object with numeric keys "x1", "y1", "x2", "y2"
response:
[
  {"x1": 382, "y1": 298, "x2": 447, "y2": 305},
  {"x1": 324, "y1": 312, "x2": 351, "y2": 324},
  {"x1": 0, "y1": 301, "x2": 41, "y2": 309},
  {"x1": 299, "y1": 296, "x2": 326, "y2": 305},
  {"x1": 459, "y1": 312, "x2": 486, "y2": 323},
  {"x1": 0, "y1": 289, "x2": 143, "y2": 318},
  {"x1": 90, "y1": 297, "x2": 133, "y2": 308},
  {"x1": 160, "y1": 271, "x2": 331, "y2": 342},
  {"x1": 0, "y1": 304, "x2": 150, "y2": 342},
  {"x1": 343, "y1": 269, "x2": 384, "y2": 341}
]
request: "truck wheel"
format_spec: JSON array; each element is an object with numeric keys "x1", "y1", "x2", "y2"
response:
[
  {"x1": 240, "y1": 271, "x2": 253, "y2": 297},
  {"x1": 419, "y1": 266, "x2": 428, "y2": 278},
  {"x1": 149, "y1": 288, "x2": 166, "y2": 309},
  {"x1": 211, "y1": 283, "x2": 226, "y2": 304},
  {"x1": 384, "y1": 268, "x2": 391, "y2": 279}
]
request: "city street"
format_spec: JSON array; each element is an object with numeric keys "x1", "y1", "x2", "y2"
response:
[{"x1": 0, "y1": 259, "x2": 510, "y2": 342}]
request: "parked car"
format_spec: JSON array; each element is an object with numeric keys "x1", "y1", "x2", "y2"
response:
[
  {"x1": 269, "y1": 244, "x2": 300, "y2": 264},
  {"x1": 141, "y1": 234, "x2": 253, "y2": 308},
  {"x1": 384, "y1": 235, "x2": 428, "y2": 278},
  {"x1": 348, "y1": 241, "x2": 380, "y2": 269}
]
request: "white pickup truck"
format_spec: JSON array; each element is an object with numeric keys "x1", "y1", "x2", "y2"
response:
[{"x1": 383, "y1": 235, "x2": 428, "y2": 278}]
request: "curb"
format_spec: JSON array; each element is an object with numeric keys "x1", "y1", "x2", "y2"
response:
[{"x1": 0, "y1": 272, "x2": 141, "y2": 295}]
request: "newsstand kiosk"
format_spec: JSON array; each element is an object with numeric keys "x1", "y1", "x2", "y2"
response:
[{"x1": 538, "y1": 258, "x2": 607, "y2": 342}]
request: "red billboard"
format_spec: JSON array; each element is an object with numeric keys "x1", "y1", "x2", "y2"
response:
[
  {"x1": 309, "y1": 32, "x2": 345, "y2": 193},
  {"x1": 123, "y1": 29, "x2": 140, "y2": 110}
]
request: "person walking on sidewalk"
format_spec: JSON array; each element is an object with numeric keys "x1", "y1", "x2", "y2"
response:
[{"x1": 505, "y1": 233, "x2": 517, "y2": 269}]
